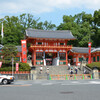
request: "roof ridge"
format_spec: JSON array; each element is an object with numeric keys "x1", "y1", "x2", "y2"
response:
[{"x1": 26, "y1": 28, "x2": 70, "y2": 32}]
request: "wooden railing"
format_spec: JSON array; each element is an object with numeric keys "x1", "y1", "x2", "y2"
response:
[{"x1": 30, "y1": 45, "x2": 72, "y2": 49}]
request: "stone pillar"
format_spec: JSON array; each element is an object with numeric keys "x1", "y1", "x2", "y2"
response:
[
  {"x1": 93, "y1": 69, "x2": 99, "y2": 79},
  {"x1": 30, "y1": 70, "x2": 37, "y2": 80},
  {"x1": 66, "y1": 50, "x2": 68, "y2": 65}
]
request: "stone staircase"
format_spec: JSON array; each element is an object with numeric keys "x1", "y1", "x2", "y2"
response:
[{"x1": 35, "y1": 65, "x2": 83, "y2": 80}]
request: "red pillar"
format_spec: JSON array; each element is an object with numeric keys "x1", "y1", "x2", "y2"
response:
[
  {"x1": 88, "y1": 42, "x2": 92, "y2": 64},
  {"x1": 66, "y1": 50, "x2": 68, "y2": 65},
  {"x1": 33, "y1": 50, "x2": 36, "y2": 66},
  {"x1": 76, "y1": 55, "x2": 78, "y2": 66}
]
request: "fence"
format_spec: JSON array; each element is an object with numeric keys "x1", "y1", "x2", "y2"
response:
[
  {"x1": 1, "y1": 73, "x2": 33, "y2": 80},
  {"x1": 0, "y1": 71, "x2": 30, "y2": 74},
  {"x1": 50, "y1": 74, "x2": 93, "y2": 80}
]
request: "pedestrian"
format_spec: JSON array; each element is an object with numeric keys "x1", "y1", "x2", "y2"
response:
[
  {"x1": 46, "y1": 66, "x2": 49, "y2": 74},
  {"x1": 84, "y1": 69, "x2": 86, "y2": 74},
  {"x1": 69, "y1": 69, "x2": 73, "y2": 79},
  {"x1": 68, "y1": 63, "x2": 70, "y2": 70},
  {"x1": 70, "y1": 69, "x2": 73, "y2": 74},
  {"x1": 40, "y1": 65, "x2": 43, "y2": 74},
  {"x1": 75, "y1": 66, "x2": 78, "y2": 74}
]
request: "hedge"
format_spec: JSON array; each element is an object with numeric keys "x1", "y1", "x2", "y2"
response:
[
  {"x1": 86, "y1": 62, "x2": 100, "y2": 70},
  {"x1": 0, "y1": 62, "x2": 31, "y2": 71}
]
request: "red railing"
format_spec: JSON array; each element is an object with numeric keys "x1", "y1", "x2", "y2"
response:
[{"x1": 0, "y1": 71, "x2": 30, "y2": 74}]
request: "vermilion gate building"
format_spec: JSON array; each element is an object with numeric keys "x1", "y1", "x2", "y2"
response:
[
  {"x1": 26, "y1": 29, "x2": 75, "y2": 66},
  {"x1": 19, "y1": 28, "x2": 100, "y2": 66}
]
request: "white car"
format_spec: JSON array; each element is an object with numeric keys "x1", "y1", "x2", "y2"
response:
[{"x1": 0, "y1": 74, "x2": 14, "y2": 85}]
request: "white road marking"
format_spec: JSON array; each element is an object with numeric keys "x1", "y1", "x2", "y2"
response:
[
  {"x1": 42, "y1": 83, "x2": 53, "y2": 85},
  {"x1": 89, "y1": 81, "x2": 100, "y2": 84},
  {"x1": 61, "y1": 81, "x2": 100, "y2": 85},
  {"x1": 72, "y1": 81, "x2": 80, "y2": 84}
]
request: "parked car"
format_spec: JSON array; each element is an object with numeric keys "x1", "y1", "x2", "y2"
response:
[{"x1": 0, "y1": 74, "x2": 14, "y2": 85}]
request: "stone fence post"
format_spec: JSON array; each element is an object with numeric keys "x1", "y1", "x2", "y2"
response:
[
  {"x1": 30, "y1": 70, "x2": 37, "y2": 80},
  {"x1": 93, "y1": 68, "x2": 99, "y2": 79}
]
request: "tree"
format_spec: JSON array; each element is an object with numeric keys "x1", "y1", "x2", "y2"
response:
[
  {"x1": 92, "y1": 10, "x2": 100, "y2": 47},
  {"x1": 0, "y1": 16, "x2": 24, "y2": 45},
  {"x1": 57, "y1": 12, "x2": 96, "y2": 47},
  {"x1": 1, "y1": 44, "x2": 18, "y2": 65},
  {"x1": 43, "y1": 21, "x2": 56, "y2": 30}
]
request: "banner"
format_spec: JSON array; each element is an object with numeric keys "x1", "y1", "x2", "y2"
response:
[
  {"x1": 0, "y1": 62, "x2": 2, "y2": 68},
  {"x1": 16, "y1": 63, "x2": 19, "y2": 71},
  {"x1": 21, "y1": 40, "x2": 27, "y2": 63}
]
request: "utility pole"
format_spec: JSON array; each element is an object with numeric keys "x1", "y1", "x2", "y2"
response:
[
  {"x1": 1, "y1": 22, "x2": 4, "y2": 45},
  {"x1": 12, "y1": 57, "x2": 14, "y2": 76}
]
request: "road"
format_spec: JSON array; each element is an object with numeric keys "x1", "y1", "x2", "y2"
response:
[{"x1": 0, "y1": 80, "x2": 100, "y2": 100}]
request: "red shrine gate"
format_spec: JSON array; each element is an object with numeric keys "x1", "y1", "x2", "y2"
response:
[
  {"x1": 25, "y1": 29, "x2": 75, "y2": 66},
  {"x1": 21, "y1": 29, "x2": 100, "y2": 66},
  {"x1": 28, "y1": 39, "x2": 72, "y2": 66}
]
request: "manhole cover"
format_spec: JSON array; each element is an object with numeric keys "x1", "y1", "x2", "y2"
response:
[{"x1": 60, "y1": 92, "x2": 74, "y2": 94}]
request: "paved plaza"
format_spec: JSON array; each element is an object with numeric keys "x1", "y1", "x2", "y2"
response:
[{"x1": 0, "y1": 80, "x2": 100, "y2": 100}]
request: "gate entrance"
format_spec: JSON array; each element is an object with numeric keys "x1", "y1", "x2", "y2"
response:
[{"x1": 45, "y1": 53, "x2": 57, "y2": 66}]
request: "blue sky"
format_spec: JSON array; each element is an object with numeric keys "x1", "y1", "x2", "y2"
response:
[{"x1": 0, "y1": 0, "x2": 99, "y2": 26}]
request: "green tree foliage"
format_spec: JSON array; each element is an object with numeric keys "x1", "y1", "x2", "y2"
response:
[
  {"x1": 1, "y1": 44, "x2": 18, "y2": 64},
  {"x1": 87, "y1": 62, "x2": 100, "y2": 70},
  {"x1": 0, "y1": 62, "x2": 31, "y2": 71},
  {"x1": 92, "y1": 10, "x2": 100, "y2": 47},
  {"x1": 0, "y1": 16, "x2": 24, "y2": 45},
  {"x1": 0, "y1": 13, "x2": 56, "y2": 45},
  {"x1": 0, "y1": 10, "x2": 100, "y2": 47},
  {"x1": 57, "y1": 10, "x2": 100, "y2": 47},
  {"x1": 19, "y1": 62, "x2": 31, "y2": 71}
]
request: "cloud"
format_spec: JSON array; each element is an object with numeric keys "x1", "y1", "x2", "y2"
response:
[{"x1": 0, "y1": 0, "x2": 99, "y2": 15}]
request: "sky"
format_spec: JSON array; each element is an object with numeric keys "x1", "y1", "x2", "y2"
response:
[{"x1": 0, "y1": 0, "x2": 100, "y2": 26}]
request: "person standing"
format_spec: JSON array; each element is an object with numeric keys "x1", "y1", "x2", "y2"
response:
[
  {"x1": 68, "y1": 63, "x2": 70, "y2": 70},
  {"x1": 75, "y1": 66, "x2": 78, "y2": 74},
  {"x1": 69, "y1": 68, "x2": 73, "y2": 79},
  {"x1": 46, "y1": 66, "x2": 49, "y2": 74},
  {"x1": 40, "y1": 66, "x2": 43, "y2": 74}
]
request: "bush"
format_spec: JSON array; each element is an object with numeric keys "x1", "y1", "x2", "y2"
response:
[
  {"x1": 0, "y1": 62, "x2": 31, "y2": 71},
  {"x1": 0, "y1": 67, "x2": 13, "y2": 71},
  {"x1": 86, "y1": 62, "x2": 100, "y2": 70},
  {"x1": 19, "y1": 62, "x2": 31, "y2": 71}
]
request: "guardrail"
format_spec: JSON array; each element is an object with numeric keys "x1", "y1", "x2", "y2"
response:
[
  {"x1": 49, "y1": 74, "x2": 93, "y2": 80},
  {"x1": 84, "y1": 66, "x2": 92, "y2": 74}
]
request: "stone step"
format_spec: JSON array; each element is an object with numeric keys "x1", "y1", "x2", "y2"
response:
[{"x1": 36, "y1": 65, "x2": 83, "y2": 79}]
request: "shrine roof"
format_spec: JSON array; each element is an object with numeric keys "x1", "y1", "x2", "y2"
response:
[
  {"x1": 71, "y1": 47, "x2": 94, "y2": 53},
  {"x1": 26, "y1": 28, "x2": 76, "y2": 40},
  {"x1": 91, "y1": 47, "x2": 100, "y2": 53}
]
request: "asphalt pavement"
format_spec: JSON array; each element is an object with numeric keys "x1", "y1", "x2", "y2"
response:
[{"x1": 0, "y1": 80, "x2": 100, "y2": 100}]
